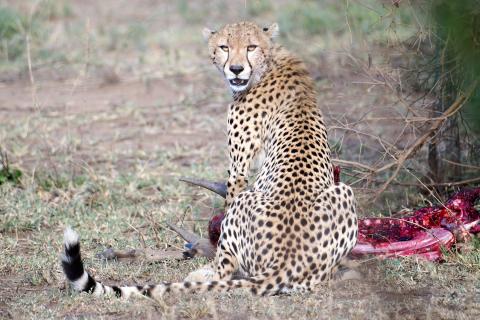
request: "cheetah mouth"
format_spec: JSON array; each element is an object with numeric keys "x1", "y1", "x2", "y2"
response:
[{"x1": 229, "y1": 78, "x2": 249, "y2": 86}]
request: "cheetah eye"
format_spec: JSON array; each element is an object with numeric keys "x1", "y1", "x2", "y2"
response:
[
  {"x1": 247, "y1": 45, "x2": 257, "y2": 52},
  {"x1": 219, "y1": 45, "x2": 229, "y2": 52}
]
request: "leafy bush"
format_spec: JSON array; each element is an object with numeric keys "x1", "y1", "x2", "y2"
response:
[
  {"x1": 431, "y1": 0, "x2": 480, "y2": 132},
  {"x1": 0, "y1": 6, "x2": 26, "y2": 61},
  {"x1": 0, "y1": 166, "x2": 22, "y2": 186}
]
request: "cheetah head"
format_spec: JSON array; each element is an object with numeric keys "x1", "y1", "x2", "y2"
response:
[{"x1": 203, "y1": 21, "x2": 279, "y2": 93}]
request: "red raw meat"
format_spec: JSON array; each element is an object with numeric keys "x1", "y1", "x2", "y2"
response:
[
  {"x1": 350, "y1": 187, "x2": 480, "y2": 260},
  {"x1": 208, "y1": 212, "x2": 224, "y2": 246}
]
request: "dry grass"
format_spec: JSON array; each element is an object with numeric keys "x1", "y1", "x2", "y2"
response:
[{"x1": 0, "y1": 0, "x2": 479, "y2": 319}]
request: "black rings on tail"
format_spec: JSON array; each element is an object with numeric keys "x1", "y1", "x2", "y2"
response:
[
  {"x1": 61, "y1": 228, "x2": 126, "y2": 297},
  {"x1": 61, "y1": 228, "x2": 96, "y2": 292}
]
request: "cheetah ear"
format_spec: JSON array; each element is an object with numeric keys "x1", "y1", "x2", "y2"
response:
[
  {"x1": 202, "y1": 27, "x2": 216, "y2": 41},
  {"x1": 263, "y1": 22, "x2": 279, "y2": 39}
]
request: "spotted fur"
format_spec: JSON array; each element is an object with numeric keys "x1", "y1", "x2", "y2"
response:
[{"x1": 61, "y1": 21, "x2": 358, "y2": 299}]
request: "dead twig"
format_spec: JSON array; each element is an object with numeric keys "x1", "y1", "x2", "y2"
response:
[
  {"x1": 405, "y1": 176, "x2": 480, "y2": 187},
  {"x1": 441, "y1": 159, "x2": 480, "y2": 171},
  {"x1": 333, "y1": 159, "x2": 376, "y2": 172}
]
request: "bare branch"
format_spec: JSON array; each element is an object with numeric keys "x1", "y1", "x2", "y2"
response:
[{"x1": 374, "y1": 84, "x2": 475, "y2": 200}]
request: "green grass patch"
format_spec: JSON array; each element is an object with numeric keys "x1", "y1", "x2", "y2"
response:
[
  {"x1": 276, "y1": 0, "x2": 417, "y2": 44},
  {"x1": 0, "y1": 165, "x2": 22, "y2": 186},
  {"x1": 0, "y1": 6, "x2": 27, "y2": 62},
  {"x1": 0, "y1": 0, "x2": 73, "y2": 69}
]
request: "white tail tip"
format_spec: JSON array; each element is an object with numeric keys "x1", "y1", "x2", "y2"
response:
[{"x1": 63, "y1": 227, "x2": 79, "y2": 248}]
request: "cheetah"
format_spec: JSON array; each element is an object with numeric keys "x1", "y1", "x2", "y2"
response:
[{"x1": 61, "y1": 21, "x2": 358, "y2": 298}]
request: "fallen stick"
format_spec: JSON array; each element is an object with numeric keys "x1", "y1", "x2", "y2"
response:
[
  {"x1": 96, "y1": 223, "x2": 217, "y2": 262},
  {"x1": 96, "y1": 247, "x2": 184, "y2": 262}
]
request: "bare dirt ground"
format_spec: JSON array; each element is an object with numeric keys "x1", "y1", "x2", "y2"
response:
[{"x1": 0, "y1": 1, "x2": 479, "y2": 319}]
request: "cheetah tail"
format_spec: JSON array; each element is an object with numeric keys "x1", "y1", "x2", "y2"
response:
[{"x1": 61, "y1": 228, "x2": 277, "y2": 299}]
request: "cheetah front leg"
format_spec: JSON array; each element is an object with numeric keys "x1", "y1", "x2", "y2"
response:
[
  {"x1": 225, "y1": 103, "x2": 263, "y2": 207},
  {"x1": 185, "y1": 192, "x2": 252, "y2": 283},
  {"x1": 184, "y1": 234, "x2": 240, "y2": 283}
]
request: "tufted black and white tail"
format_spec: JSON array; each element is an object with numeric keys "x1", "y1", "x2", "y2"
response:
[
  {"x1": 62, "y1": 227, "x2": 129, "y2": 297},
  {"x1": 61, "y1": 228, "x2": 282, "y2": 299}
]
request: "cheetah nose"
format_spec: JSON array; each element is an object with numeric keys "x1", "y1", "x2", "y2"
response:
[{"x1": 229, "y1": 65, "x2": 244, "y2": 75}]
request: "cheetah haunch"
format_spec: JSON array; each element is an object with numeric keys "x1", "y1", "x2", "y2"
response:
[{"x1": 61, "y1": 21, "x2": 358, "y2": 299}]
